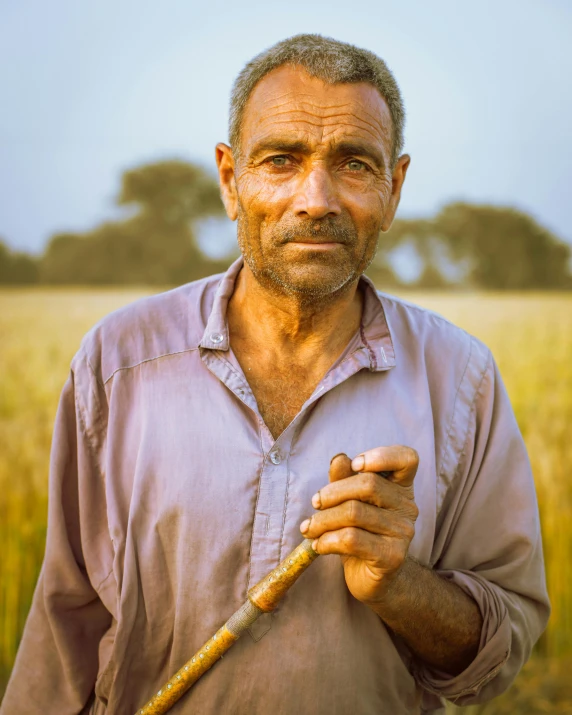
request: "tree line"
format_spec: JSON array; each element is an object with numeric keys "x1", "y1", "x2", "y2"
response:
[{"x1": 1, "y1": 159, "x2": 570, "y2": 290}]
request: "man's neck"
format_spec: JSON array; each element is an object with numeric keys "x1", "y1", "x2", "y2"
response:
[{"x1": 227, "y1": 263, "x2": 364, "y2": 362}]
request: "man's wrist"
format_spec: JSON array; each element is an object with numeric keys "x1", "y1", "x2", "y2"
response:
[
  {"x1": 363, "y1": 556, "x2": 419, "y2": 622},
  {"x1": 363, "y1": 557, "x2": 484, "y2": 675}
]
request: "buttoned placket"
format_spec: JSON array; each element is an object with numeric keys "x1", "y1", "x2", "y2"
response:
[
  {"x1": 199, "y1": 343, "x2": 383, "y2": 640},
  {"x1": 197, "y1": 258, "x2": 396, "y2": 641}
]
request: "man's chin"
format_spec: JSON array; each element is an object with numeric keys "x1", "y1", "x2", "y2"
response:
[{"x1": 263, "y1": 263, "x2": 358, "y2": 298}]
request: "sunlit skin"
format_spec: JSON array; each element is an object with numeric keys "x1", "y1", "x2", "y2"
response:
[
  {"x1": 218, "y1": 64, "x2": 408, "y2": 304},
  {"x1": 216, "y1": 65, "x2": 482, "y2": 675}
]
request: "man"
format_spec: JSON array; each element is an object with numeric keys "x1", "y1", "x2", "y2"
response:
[{"x1": 1, "y1": 34, "x2": 549, "y2": 715}]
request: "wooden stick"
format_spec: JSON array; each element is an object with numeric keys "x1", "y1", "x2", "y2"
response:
[{"x1": 134, "y1": 538, "x2": 319, "y2": 715}]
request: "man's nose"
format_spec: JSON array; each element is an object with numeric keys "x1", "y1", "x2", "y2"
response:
[{"x1": 292, "y1": 165, "x2": 341, "y2": 219}]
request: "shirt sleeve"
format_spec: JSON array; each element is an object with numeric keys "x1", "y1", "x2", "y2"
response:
[
  {"x1": 412, "y1": 346, "x2": 551, "y2": 706},
  {"x1": 0, "y1": 349, "x2": 113, "y2": 715}
]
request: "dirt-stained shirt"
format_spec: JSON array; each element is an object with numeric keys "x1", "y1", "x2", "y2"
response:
[{"x1": 0, "y1": 257, "x2": 550, "y2": 715}]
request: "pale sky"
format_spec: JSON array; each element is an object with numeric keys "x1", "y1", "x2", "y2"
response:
[{"x1": 1, "y1": 0, "x2": 571, "y2": 255}]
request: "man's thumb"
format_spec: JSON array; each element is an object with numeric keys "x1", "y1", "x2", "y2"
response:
[{"x1": 329, "y1": 453, "x2": 354, "y2": 482}]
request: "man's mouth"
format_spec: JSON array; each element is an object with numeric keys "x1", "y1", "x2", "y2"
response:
[
  {"x1": 287, "y1": 237, "x2": 344, "y2": 245},
  {"x1": 288, "y1": 240, "x2": 342, "y2": 249}
]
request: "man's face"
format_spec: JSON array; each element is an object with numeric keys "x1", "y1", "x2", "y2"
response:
[{"x1": 217, "y1": 65, "x2": 409, "y2": 300}]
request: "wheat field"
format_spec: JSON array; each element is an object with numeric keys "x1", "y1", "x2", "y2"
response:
[{"x1": 1, "y1": 288, "x2": 571, "y2": 712}]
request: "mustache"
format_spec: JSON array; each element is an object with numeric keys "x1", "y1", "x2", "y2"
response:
[{"x1": 277, "y1": 218, "x2": 357, "y2": 245}]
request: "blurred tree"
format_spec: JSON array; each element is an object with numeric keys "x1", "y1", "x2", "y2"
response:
[
  {"x1": 373, "y1": 218, "x2": 452, "y2": 288},
  {"x1": 434, "y1": 203, "x2": 572, "y2": 289},
  {"x1": 415, "y1": 264, "x2": 452, "y2": 289},
  {"x1": 40, "y1": 233, "x2": 85, "y2": 284},
  {"x1": 118, "y1": 160, "x2": 225, "y2": 225},
  {"x1": 41, "y1": 160, "x2": 232, "y2": 285},
  {"x1": 0, "y1": 239, "x2": 39, "y2": 284}
]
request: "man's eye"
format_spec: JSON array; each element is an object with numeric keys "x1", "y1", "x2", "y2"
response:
[
  {"x1": 271, "y1": 156, "x2": 289, "y2": 167},
  {"x1": 346, "y1": 160, "x2": 366, "y2": 172}
]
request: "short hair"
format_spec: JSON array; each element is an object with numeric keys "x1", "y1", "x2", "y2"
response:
[{"x1": 229, "y1": 33, "x2": 405, "y2": 170}]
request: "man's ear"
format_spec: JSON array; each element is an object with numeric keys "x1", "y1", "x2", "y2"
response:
[
  {"x1": 215, "y1": 143, "x2": 238, "y2": 221},
  {"x1": 381, "y1": 154, "x2": 411, "y2": 233}
]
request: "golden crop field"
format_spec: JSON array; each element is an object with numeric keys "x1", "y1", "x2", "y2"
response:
[{"x1": 1, "y1": 288, "x2": 571, "y2": 713}]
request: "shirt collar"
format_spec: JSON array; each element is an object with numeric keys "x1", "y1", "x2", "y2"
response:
[
  {"x1": 198, "y1": 257, "x2": 242, "y2": 351},
  {"x1": 199, "y1": 256, "x2": 396, "y2": 372}
]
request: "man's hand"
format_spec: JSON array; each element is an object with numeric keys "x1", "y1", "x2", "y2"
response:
[
  {"x1": 300, "y1": 446, "x2": 419, "y2": 606},
  {"x1": 300, "y1": 446, "x2": 484, "y2": 675}
]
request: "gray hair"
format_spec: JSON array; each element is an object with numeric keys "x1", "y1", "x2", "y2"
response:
[{"x1": 229, "y1": 33, "x2": 405, "y2": 170}]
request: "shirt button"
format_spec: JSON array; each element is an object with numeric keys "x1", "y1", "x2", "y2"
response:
[
  {"x1": 210, "y1": 333, "x2": 223, "y2": 344},
  {"x1": 269, "y1": 450, "x2": 282, "y2": 465}
]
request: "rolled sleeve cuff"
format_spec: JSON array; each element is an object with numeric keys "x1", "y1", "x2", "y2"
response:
[{"x1": 411, "y1": 569, "x2": 511, "y2": 702}]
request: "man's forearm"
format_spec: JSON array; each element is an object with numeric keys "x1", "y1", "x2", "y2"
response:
[{"x1": 367, "y1": 558, "x2": 483, "y2": 675}]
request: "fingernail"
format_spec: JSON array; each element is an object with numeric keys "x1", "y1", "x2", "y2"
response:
[
  {"x1": 311, "y1": 492, "x2": 321, "y2": 509},
  {"x1": 300, "y1": 519, "x2": 310, "y2": 533},
  {"x1": 312, "y1": 539, "x2": 319, "y2": 551},
  {"x1": 352, "y1": 455, "x2": 365, "y2": 471}
]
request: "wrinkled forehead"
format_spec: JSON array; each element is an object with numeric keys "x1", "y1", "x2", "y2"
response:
[{"x1": 240, "y1": 65, "x2": 393, "y2": 163}]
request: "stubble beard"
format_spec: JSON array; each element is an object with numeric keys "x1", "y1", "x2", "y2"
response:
[{"x1": 236, "y1": 208, "x2": 379, "y2": 305}]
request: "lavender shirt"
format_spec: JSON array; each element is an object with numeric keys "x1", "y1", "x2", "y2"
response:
[{"x1": 1, "y1": 257, "x2": 549, "y2": 715}]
